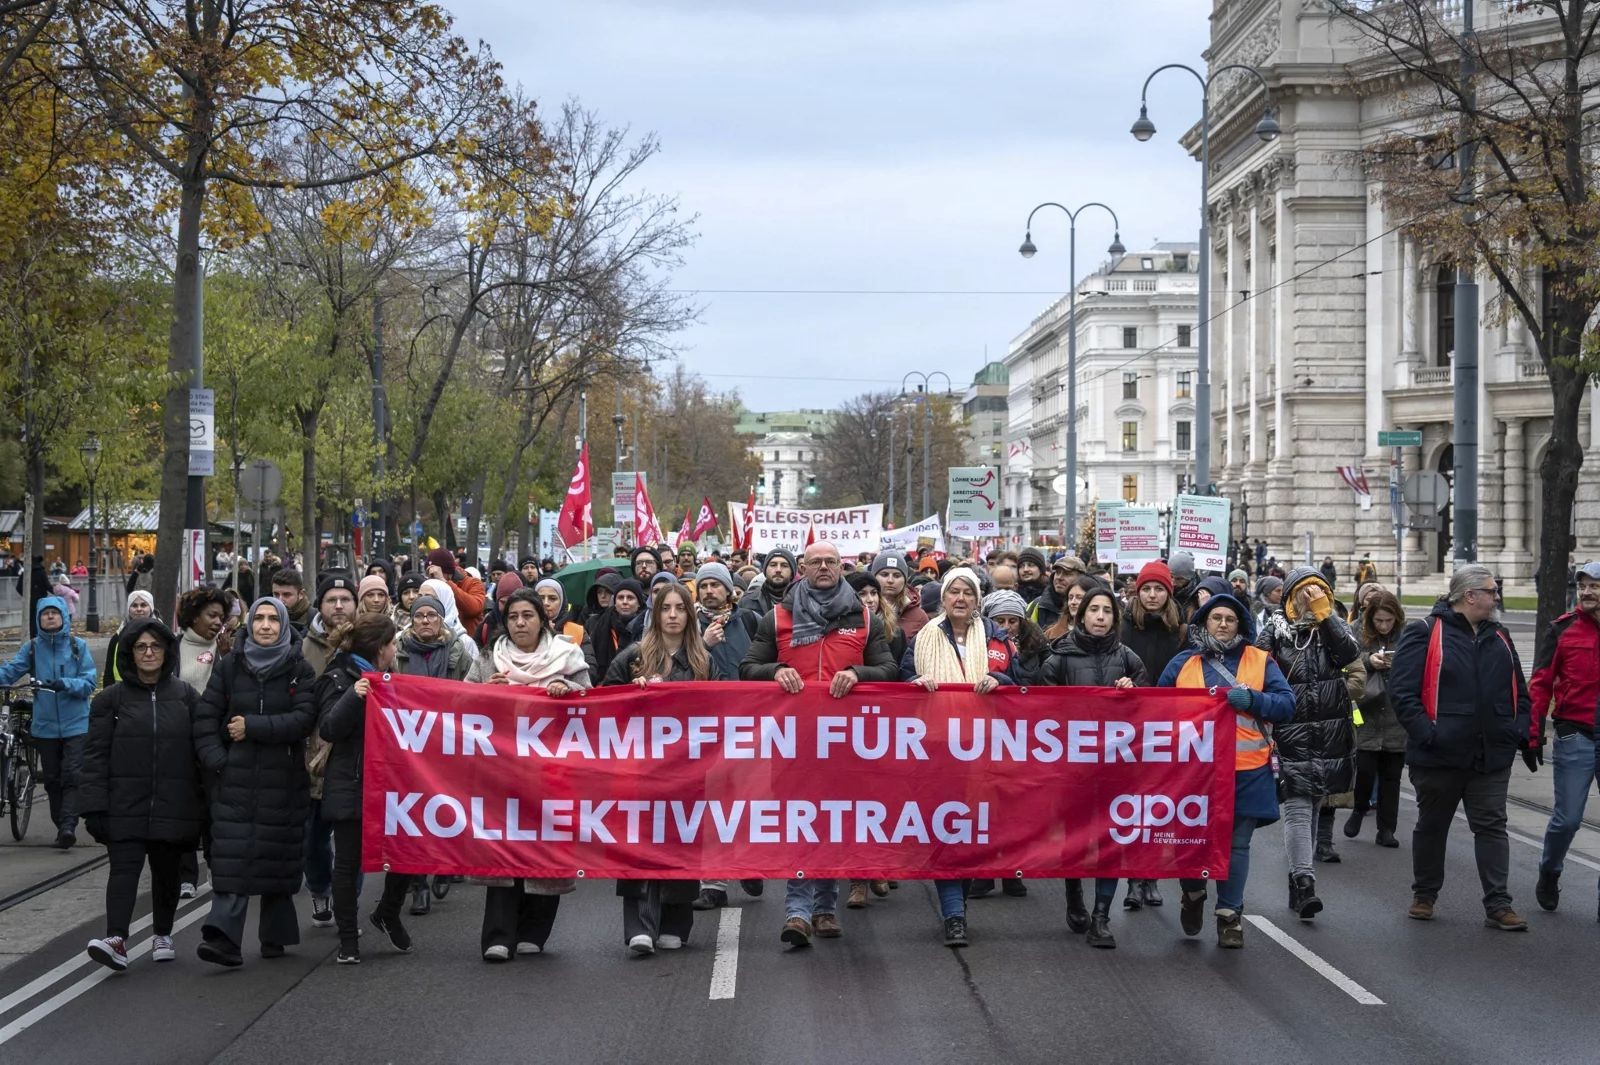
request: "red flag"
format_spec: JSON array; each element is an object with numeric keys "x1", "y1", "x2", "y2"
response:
[
  {"x1": 804, "y1": 523, "x2": 816, "y2": 548},
  {"x1": 634, "y1": 472, "x2": 665, "y2": 545},
  {"x1": 673, "y1": 504, "x2": 695, "y2": 550},
  {"x1": 691, "y1": 496, "x2": 719, "y2": 540},
  {"x1": 727, "y1": 502, "x2": 744, "y2": 551},
  {"x1": 742, "y1": 486, "x2": 756, "y2": 550},
  {"x1": 556, "y1": 444, "x2": 591, "y2": 548}
]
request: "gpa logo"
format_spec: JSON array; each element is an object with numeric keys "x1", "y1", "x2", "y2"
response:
[{"x1": 1108, "y1": 793, "x2": 1209, "y2": 844}]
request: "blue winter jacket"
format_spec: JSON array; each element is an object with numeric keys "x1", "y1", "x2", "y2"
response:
[
  {"x1": 0, "y1": 596, "x2": 98, "y2": 738},
  {"x1": 1158, "y1": 593, "x2": 1296, "y2": 824}
]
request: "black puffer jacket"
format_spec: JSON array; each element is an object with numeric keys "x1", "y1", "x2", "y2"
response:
[
  {"x1": 194, "y1": 648, "x2": 317, "y2": 895},
  {"x1": 78, "y1": 620, "x2": 204, "y2": 843},
  {"x1": 1120, "y1": 615, "x2": 1186, "y2": 685},
  {"x1": 1038, "y1": 629, "x2": 1148, "y2": 687},
  {"x1": 1256, "y1": 568, "x2": 1361, "y2": 798},
  {"x1": 315, "y1": 652, "x2": 369, "y2": 824}
]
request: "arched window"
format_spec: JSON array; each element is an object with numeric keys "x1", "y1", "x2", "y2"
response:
[{"x1": 1434, "y1": 265, "x2": 1455, "y2": 368}]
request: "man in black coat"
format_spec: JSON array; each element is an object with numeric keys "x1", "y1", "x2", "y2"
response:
[{"x1": 1390, "y1": 564, "x2": 1532, "y2": 929}]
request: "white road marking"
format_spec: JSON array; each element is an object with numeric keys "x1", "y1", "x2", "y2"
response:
[
  {"x1": 1399, "y1": 788, "x2": 1600, "y2": 871},
  {"x1": 0, "y1": 901, "x2": 211, "y2": 1044},
  {"x1": 708, "y1": 906, "x2": 742, "y2": 1001},
  {"x1": 1244, "y1": 916, "x2": 1385, "y2": 1006},
  {"x1": 0, "y1": 884, "x2": 213, "y2": 1019}
]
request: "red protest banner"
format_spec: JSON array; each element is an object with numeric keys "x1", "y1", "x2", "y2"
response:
[{"x1": 361, "y1": 678, "x2": 1236, "y2": 881}]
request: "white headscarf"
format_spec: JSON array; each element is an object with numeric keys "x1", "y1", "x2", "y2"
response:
[{"x1": 421, "y1": 577, "x2": 479, "y2": 660}]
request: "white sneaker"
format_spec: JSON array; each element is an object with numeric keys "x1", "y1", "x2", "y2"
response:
[
  {"x1": 86, "y1": 936, "x2": 129, "y2": 971},
  {"x1": 515, "y1": 941, "x2": 541, "y2": 955},
  {"x1": 151, "y1": 935, "x2": 176, "y2": 962},
  {"x1": 178, "y1": 883, "x2": 196, "y2": 900},
  {"x1": 483, "y1": 944, "x2": 511, "y2": 962},
  {"x1": 655, "y1": 934, "x2": 683, "y2": 950},
  {"x1": 628, "y1": 934, "x2": 654, "y2": 955}
]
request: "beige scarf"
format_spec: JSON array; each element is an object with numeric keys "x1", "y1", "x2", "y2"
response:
[
  {"x1": 491, "y1": 632, "x2": 589, "y2": 687},
  {"x1": 912, "y1": 616, "x2": 991, "y2": 684}
]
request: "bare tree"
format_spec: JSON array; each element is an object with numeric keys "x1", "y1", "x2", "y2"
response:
[{"x1": 1328, "y1": 0, "x2": 1600, "y2": 644}]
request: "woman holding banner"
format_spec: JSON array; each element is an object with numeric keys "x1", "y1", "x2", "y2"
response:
[
  {"x1": 1038, "y1": 585, "x2": 1148, "y2": 949},
  {"x1": 1158, "y1": 592, "x2": 1296, "y2": 949},
  {"x1": 602, "y1": 582, "x2": 711, "y2": 955},
  {"x1": 466, "y1": 588, "x2": 590, "y2": 963},
  {"x1": 901, "y1": 567, "x2": 1018, "y2": 948}
]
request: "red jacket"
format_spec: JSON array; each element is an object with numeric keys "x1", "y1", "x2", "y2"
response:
[{"x1": 1528, "y1": 609, "x2": 1600, "y2": 744}]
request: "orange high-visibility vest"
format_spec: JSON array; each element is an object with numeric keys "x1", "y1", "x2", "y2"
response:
[{"x1": 1176, "y1": 646, "x2": 1272, "y2": 771}]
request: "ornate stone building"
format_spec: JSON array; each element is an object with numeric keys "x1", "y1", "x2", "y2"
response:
[{"x1": 1196, "y1": 0, "x2": 1600, "y2": 588}]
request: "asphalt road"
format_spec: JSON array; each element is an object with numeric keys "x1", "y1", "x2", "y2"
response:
[{"x1": 1, "y1": 780, "x2": 1596, "y2": 1065}]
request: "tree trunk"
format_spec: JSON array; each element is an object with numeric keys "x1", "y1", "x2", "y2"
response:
[
  {"x1": 24, "y1": 442, "x2": 44, "y2": 564},
  {"x1": 299, "y1": 404, "x2": 320, "y2": 591},
  {"x1": 153, "y1": 175, "x2": 207, "y2": 617},
  {"x1": 1534, "y1": 364, "x2": 1588, "y2": 656}
]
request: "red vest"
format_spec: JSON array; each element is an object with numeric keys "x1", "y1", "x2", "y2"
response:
[{"x1": 774, "y1": 605, "x2": 871, "y2": 680}]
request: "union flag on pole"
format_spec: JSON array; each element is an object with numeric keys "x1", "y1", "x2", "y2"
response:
[
  {"x1": 691, "y1": 496, "x2": 719, "y2": 540},
  {"x1": 742, "y1": 485, "x2": 756, "y2": 549},
  {"x1": 556, "y1": 444, "x2": 591, "y2": 548},
  {"x1": 673, "y1": 504, "x2": 695, "y2": 550},
  {"x1": 634, "y1": 471, "x2": 666, "y2": 545}
]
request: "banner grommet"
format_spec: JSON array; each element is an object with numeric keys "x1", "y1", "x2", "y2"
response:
[
  {"x1": 382, "y1": 672, "x2": 392, "y2": 681},
  {"x1": 576, "y1": 869, "x2": 586, "y2": 878},
  {"x1": 1012, "y1": 870, "x2": 1024, "y2": 879},
  {"x1": 795, "y1": 870, "x2": 805, "y2": 879},
  {"x1": 382, "y1": 862, "x2": 391, "y2": 872},
  {"x1": 1200, "y1": 869, "x2": 1211, "y2": 879}
]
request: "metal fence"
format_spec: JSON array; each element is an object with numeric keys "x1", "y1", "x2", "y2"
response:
[{"x1": 0, "y1": 577, "x2": 129, "y2": 634}]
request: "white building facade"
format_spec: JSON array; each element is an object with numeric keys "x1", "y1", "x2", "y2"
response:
[
  {"x1": 1003, "y1": 245, "x2": 1200, "y2": 544},
  {"x1": 1194, "y1": 0, "x2": 1600, "y2": 590}
]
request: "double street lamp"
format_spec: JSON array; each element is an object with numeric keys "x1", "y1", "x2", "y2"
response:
[
  {"x1": 78, "y1": 435, "x2": 102, "y2": 633},
  {"x1": 1130, "y1": 62, "x2": 1279, "y2": 494},
  {"x1": 1017, "y1": 202, "x2": 1125, "y2": 546}
]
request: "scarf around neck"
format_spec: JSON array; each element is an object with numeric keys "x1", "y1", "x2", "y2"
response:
[
  {"x1": 786, "y1": 577, "x2": 861, "y2": 648},
  {"x1": 491, "y1": 632, "x2": 586, "y2": 687},
  {"x1": 1189, "y1": 625, "x2": 1244, "y2": 659}
]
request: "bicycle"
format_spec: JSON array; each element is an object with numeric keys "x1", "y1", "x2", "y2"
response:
[{"x1": 1, "y1": 684, "x2": 41, "y2": 841}]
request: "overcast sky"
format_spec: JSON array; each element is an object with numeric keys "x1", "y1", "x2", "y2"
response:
[{"x1": 451, "y1": 0, "x2": 1212, "y2": 411}]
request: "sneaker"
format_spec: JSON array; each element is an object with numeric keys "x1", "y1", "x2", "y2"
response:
[
  {"x1": 812, "y1": 912, "x2": 842, "y2": 938},
  {"x1": 1000, "y1": 878, "x2": 1027, "y2": 898},
  {"x1": 369, "y1": 912, "x2": 413, "y2": 953},
  {"x1": 692, "y1": 887, "x2": 728, "y2": 911},
  {"x1": 482, "y1": 944, "x2": 511, "y2": 963},
  {"x1": 150, "y1": 934, "x2": 175, "y2": 963},
  {"x1": 1216, "y1": 909, "x2": 1244, "y2": 948},
  {"x1": 1535, "y1": 869, "x2": 1560, "y2": 912},
  {"x1": 260, "y1": 942, "x2": 285, "y2": 959},
  {"x1": 310, "y1": 895, "x2": 334, "y2": 928},
  {"x1": 740, "y1": 879, "x2": 765, "y2": 897},
  {"x1": 1180, "y1": 889, "x2": 1206, "y2": 936},
  {"x1": 1484, "y1": 908, "x2": 1529, "y2": 931},
  {"x1": 86, "y1": 936, "x2": 129, "y2": 972},
  {"x1": 1343, "y1": 810, "x2": 1365, "y2": 838},
  {"x1": 197, "y1": 937, "x2": 243, "y2": 967},
  {"x1": 846, "y1": 881, "x2": 869, "y2": 908},
  {"x1": 655, "y1": 934, "x2": 683, "y2": 950},
  {"x1": 336, "y1": 945, "x2": 361, "y2": 965},
  {"x1": 628, "y1": 934, "x2": 655, "y2": 956},
  {"x1": 943, "y1": 915, "x2": 968, "y2": 948},
  {"x1": 178, "y1": 883, "x2": 196, "y2": 900},
  {"x1": 1407, "y1": 895, "x2": 1436, "y2": 921},
  {"x1": 780, "y1": 917, "x2": 813, "y2": 948},
  {"x1": 515, "y1": 941, "x2": 541, "y2": 955}
]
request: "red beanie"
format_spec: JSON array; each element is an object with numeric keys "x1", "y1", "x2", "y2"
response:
[
  {"x1": 1136, "y1": 560, "x2": 1174, "y2": 595},
  {"x1": 495, "y1": 572, "x2": 524, "y2": 602},
  {"x1": 426, "y1": 548, "x2": 456, "y2": 574}
]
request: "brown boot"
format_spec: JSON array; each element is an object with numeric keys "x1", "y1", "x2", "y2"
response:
[
  {"x1": 870, "y1": 879, "x2": 891, "y2": 897},
  {"x1": 1407, "y1": 895, "x2": 1435, "y2": 921},
  {"x1": 847, "y1": 881, "x2": 869, "y2": 908},
  {"x1": 813, "y1": 912, "x2": 843, "y2": 938},
  {"x1": 780, "y1": 917, "x2": 813, "y2": 947},
  {"x1": 1484, "y1": 908, "x2": 1528, "y2": 931}
]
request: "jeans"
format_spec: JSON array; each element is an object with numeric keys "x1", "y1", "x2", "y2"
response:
[
  {"x1": 784, "y1": 877, "x2": 838, "y2": 921},
  {"x1": 331, "y1": 820, "x2": 409, "y2": 948},
  {"x1": 1281, "y1": 795, "x2": 1322, "y2": 877},
  {"x1": 203, "y1": 891, "x2": 301, "y2": 950},
  {"x1": 1353, "y1": 750, "x2": 1406, "y2": 832},
  {"x1": 1181, "y1": 815, "x2": 1261, "y2": 913},
  {"x1": 105, "y1": 838, "x2": 186, "y2": 938},
  {"x1": 1540, "y1": 730, "x2": 1599, "y2": 878},
  {"x1": 1410, "y1": 764, "x2": 1512, "y2": 913},
  {"x1": 935, "y1": 880, "x2": 965, "y2": 919},
  {"x1": 35, "y1": 734, "x2": 84, "y2": 834}
]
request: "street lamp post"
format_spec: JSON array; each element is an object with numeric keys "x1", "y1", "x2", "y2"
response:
[
  {"x1": 78, "y1": 435, "x2": 102, "y2": 633},
  {"x1": 1130, "y1": 62, "x2": 1279, "y2": 495},
  {"x1": 900, "y1": 372, "x2": 951, "y2": 523},
  {"x1": 1018, "y1": 203, "x2": 1125, "y2": 547}
]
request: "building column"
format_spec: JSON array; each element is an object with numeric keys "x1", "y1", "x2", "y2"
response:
[
  {"x1": 1500, "y1": 418, "x2": 1527, "y2": 576},
  {"x1": 1247, "y1": 195, "x2": 1264, "y2": 471},
  {"x1": 1221, "y1": 208, "x2": 1239, "y2": 481},
  {"x1": 1479, "y1": 420, "x2": 1505, "y2": 554},
  {"x1": 1400, "y1": 237, "x2": 1420, "y2": 364}
]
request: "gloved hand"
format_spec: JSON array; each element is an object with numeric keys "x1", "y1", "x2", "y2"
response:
[
  {"x1": 83, "y1": 813, "x2": 108, "y2": 843},
  {"x1": 37, "y1": 679, "x2": 64, "y2": 693},
  {"x1": 1226, "y1": 686, "x2": 1255, "y2": 711},
  {"x1": 1304, "y1": 586, "x2": 1333, "y2": 623},
  {"x1": 1522, "y1": 743, "x2": 1544, "y2": 773}
]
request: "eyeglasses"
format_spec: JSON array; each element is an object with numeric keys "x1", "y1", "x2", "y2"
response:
[
  {"x1": 1209, "y1": 615, "x2": 1240, "y2": 627},
  {"x1": 411, "y1": 611, "x2": 441, "y2": 622},
  {"x1": 1467, "y1": 586, "x2": 1497, "y2": 598},
  {"x1": 132, "y1": 644, "x2": 163, "y2": 655},
  {"x1": 806, "y1": 559, "x2": 841, "y2": 569}
]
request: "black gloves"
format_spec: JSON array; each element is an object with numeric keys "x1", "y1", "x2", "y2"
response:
[
  {"x1": 83, "y1": 813, "x2": 108, "y2": 843},
  {"x1": 1522, "y1": 743, "x2": 1544, "y2": 773},
  {"x1": 37, "y1": 679, "x2": 64, "y2": 693}
]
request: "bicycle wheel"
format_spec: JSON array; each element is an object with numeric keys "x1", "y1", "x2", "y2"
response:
[
  {"x1": 9, "y1": 753, "x2": 33, "y2": 841},
  {"x1": 430, "y1": 875, "x2": 451, "y2": 900}
]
